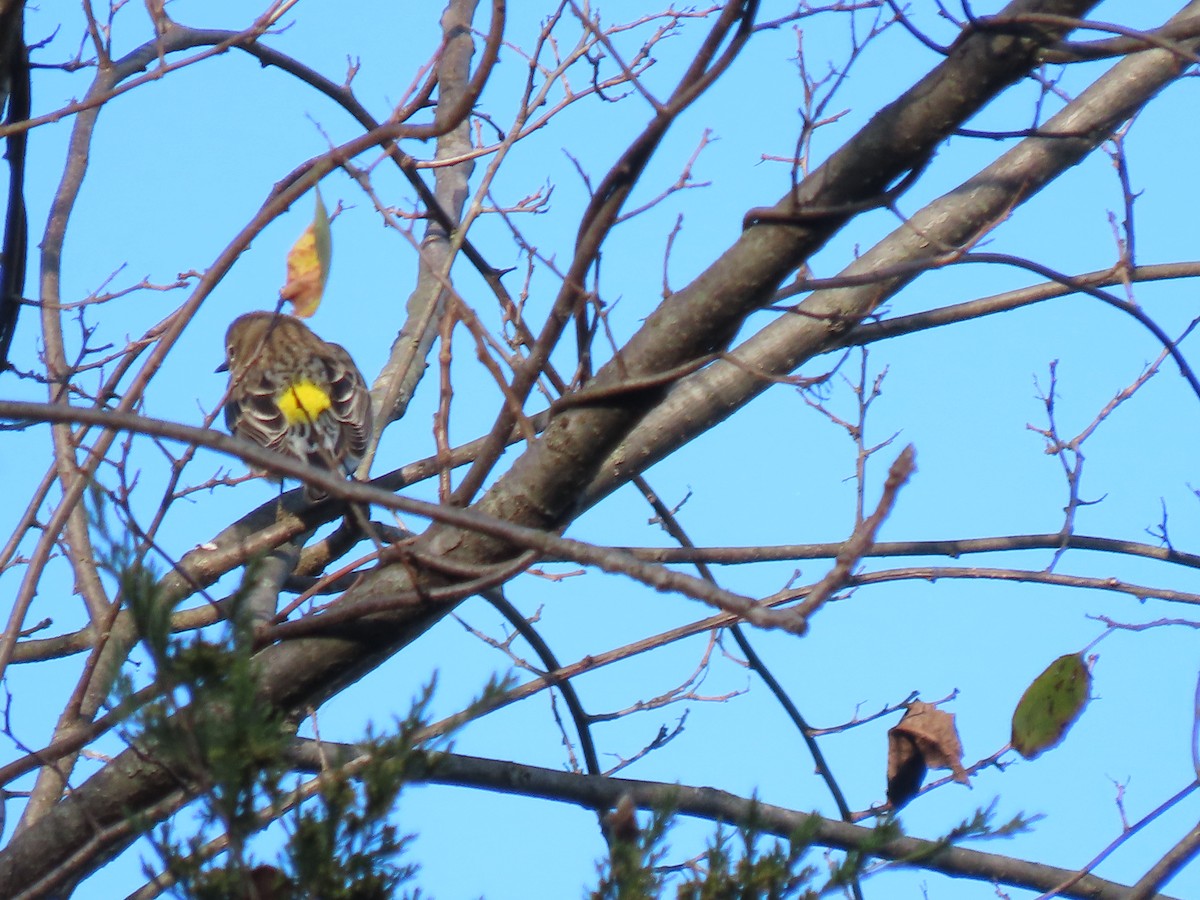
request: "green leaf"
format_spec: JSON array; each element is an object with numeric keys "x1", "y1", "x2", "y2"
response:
[{"x1": 1011, "y1": 653, "x2": 1091, "y2": 760}]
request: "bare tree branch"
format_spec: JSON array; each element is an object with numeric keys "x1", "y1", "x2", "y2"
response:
[{"x1": 285, "y1": 745, "x2": 1183, "y2": 900}]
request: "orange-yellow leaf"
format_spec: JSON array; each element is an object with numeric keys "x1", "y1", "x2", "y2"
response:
[{"x1": 280, "y1": 189, "x2": 332, "y2": 318}]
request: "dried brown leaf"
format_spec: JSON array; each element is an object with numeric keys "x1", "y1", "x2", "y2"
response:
[{"x1": 886, "y1": 700, "x2": 969, "y2": 808}]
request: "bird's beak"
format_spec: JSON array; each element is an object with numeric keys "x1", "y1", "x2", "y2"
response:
[{"x1": 215, "y1": 360, "x2": 229, "y2": 373}]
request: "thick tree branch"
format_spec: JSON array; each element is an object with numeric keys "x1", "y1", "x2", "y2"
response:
[{"x1": 586, "y1": 0, "x2": 1199, "y2": 500}]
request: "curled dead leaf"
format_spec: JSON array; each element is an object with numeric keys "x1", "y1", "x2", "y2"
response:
[{"x1": 886, "y1": 700, "x2": 969, "y2": 809}]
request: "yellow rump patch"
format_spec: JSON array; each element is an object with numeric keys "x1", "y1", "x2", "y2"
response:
[{"x1": 277, "y1": 380, "x2": 332, "y2": 425}]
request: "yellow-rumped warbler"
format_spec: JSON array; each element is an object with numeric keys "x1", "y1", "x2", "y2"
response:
[{"x1": 219, "y1": 311, "x2": 372, "y2": 500}]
